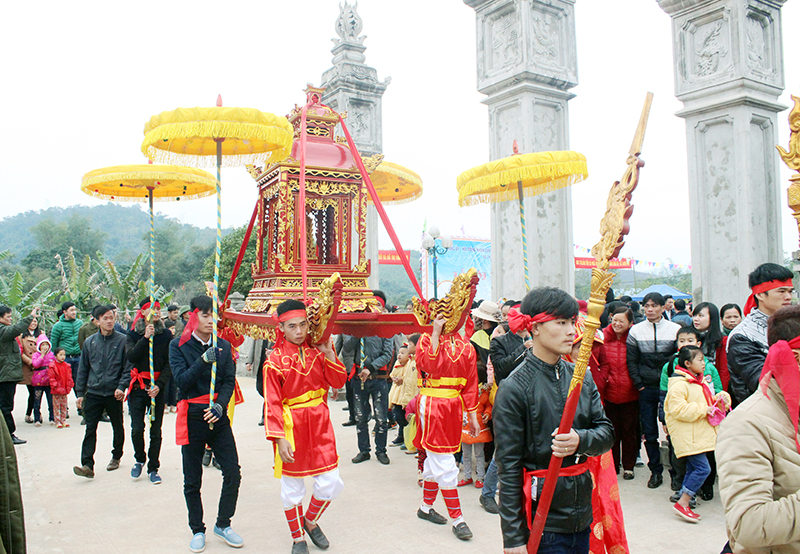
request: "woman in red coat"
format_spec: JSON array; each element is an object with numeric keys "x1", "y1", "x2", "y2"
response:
[{"x1": 598, "y1": 306, "x2": 640, "y2": 479}]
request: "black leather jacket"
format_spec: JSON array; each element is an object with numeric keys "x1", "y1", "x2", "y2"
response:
[{"x1": 493, "y1": 352, "x2": 614, "y2": 548}]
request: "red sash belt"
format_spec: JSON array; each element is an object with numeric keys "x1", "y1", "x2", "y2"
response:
[
  {"x1": 523, "y1": 461, "x2": 588, "y2": 530},
  {"x1": 176, "y1": 394, "x2": 218, "y2": 446},
  {"x1": 129, "y1": 368, "x2": 161, "y2": 392}
]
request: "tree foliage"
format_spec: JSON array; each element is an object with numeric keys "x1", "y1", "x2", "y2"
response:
[{"x1": 201, "y1": 225, "x2": 257, "y2": 299}]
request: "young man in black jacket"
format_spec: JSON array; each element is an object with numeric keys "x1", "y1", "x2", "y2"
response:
[
  {"x1": 73, "y1": 305, "x2": 128, "y2": 478},
  {"x1": 126, "y1": 298, "x2": 172, "y2": 484},
  {"x1": 493, "y1": 287, "x2": 613, "y2": 554},
  {"x1": 170, "y1": 295, "x2": 242, "y2": 553}
]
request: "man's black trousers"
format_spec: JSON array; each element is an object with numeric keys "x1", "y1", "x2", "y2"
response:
[
  {"x1": 128, "y1": 387, "x2": 166, "y2": 473},
  {"x1": 81, "y1": 393, "x2": 124, "y2": 469}
]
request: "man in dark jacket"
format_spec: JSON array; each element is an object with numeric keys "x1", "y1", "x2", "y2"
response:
[
  {"x1": 351, "y1": 291, "x2": 395, "y2": 466},
  {"x1": 73, "y1": 305, "x2": 129, "y2": 478},
  {"x1": 0, "y1": 305, "x2": 38, "y2": 445},
  {"x1": 335, "y1": 334, "x2": 361, "y2": 427},
  {"x1": 494, "y1": 287, "x2": 614, "y2": 553},
  {"x1": 626, "y1": 292, "x2": 680, "y2": 489},
  {"x1": 727, "y1": 263, "x2": 794, "y2": 404},
  {"x1": 126, "y1": 298, "x2": 172, "y2": 484},
  {"x1": 169, "y1": 295, "x2": 242, "y2": 552}
]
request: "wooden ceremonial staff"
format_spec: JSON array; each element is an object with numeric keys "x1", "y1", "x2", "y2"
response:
[{"x1": 527, "y1": 92, "x2": 654, "y2": 553}]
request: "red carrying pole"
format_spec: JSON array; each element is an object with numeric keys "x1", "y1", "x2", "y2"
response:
[{"x1": 223, "y1": 200, "x2": 259, "y2": 305}]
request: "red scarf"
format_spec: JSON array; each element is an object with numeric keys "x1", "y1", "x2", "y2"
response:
[
  {"x1": 675, "y1": 368, "x2": 715, "y2": 407},
  {"x1": 760, "y1": 335, "x2": 800, "y2": 453},
  {"x1": 744, "y1": 279, "x2": 793, "y2": 316},
  {"x1": 178, "y1": 309, "x2": 200, "y2": 347},
  {"x1": 131, "y1": 301, "x2": 160, "y2": 328}
]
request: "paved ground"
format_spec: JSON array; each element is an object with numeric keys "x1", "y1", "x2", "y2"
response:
[{"x1": 14, "y1": 376, "x2": 729, "y2": 553}]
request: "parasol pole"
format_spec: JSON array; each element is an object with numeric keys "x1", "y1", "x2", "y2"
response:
[
  {"x1": 208, "y1": 93, "x2": 224, "y2": 430},
  {"x1": 527, "y1": 92, "x2": 653, "y2": 554},
  {"x1": 147, "y1": 187, "x2": 156, "y2": 422},
  {"x1": 516, "y1": 180, "x2": 530, "y2": 290}
]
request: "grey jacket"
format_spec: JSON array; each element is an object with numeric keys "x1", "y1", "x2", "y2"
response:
[
  {"x1": 0, "y1": 316, "x2": 33, "y2": 383},
  {"x1": 76, "y1": 331, "x2": 128, "y2": 397},
  {"x1": 335, "y1": 335, "x2": 394, "y2": 375}
]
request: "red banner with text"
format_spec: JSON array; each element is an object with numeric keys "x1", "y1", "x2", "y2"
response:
[
  {"x1": 379, "y1": 250, "x2": 411, "y2": 265},
  {"x1": 574, "y1": 257, "x2": 633, "y2": 269}
]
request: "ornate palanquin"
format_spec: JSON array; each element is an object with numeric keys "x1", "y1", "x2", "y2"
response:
[{"x1": 223, "y1": 87, "x2": 479, "y2": 341}]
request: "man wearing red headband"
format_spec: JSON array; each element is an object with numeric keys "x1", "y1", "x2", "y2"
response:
[
  {"x1": 728, "y1": 262, "x2": 794, "y2": 404},
  {"x1": 717, "y1": 304, "x2": 800, "y2": 553},
  {"x1": 169, "y1": 295, "x2": 242, "y2": 553},
  {"x1": 125, "y1": 297, "x2": 171, "y2": 484},
  {"x1": 415, "y1": 312, "x2": 480, "y2": 541},
  {"x1": 493, "y1": 287, "x2": 613, "y2": 554},
  {"x1": 264, "y1": 299, "x2": 347, "y2": 554}
]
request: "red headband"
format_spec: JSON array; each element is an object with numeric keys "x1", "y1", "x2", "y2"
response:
[
  {"x1": 374, "y1": 296, "x2": 386, "y2": 308},
  {"x1": 278, "y1": 309, "x2": 307, "y2": 323},
  {"x1": 744, "y1": 279, "x2": 793, "y2": 316},
  {"x1": 132, "y1": 302, "x2": 160, "y2": 328},
  {"x1": 507, "y1": 307, "x2": 557, "y2": 334},
  {"x1": 178, "y1": 309, "x2": 200, "y2": 347}
]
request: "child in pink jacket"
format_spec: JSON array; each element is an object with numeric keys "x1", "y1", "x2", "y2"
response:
[{"x1": 31, "y1": 334, "x2": 55, "y2": 426}]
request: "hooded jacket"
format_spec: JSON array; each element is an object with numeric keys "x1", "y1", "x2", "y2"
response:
[
  {"x1": 48, "y1": 358, "x2": 74, "y2": 395},
  {"x1": 31, "y1": 335, "x2": 55, "y2": 369},
  {"x1": 493, "y1": 352, "x2": 614, "y2": 548},
  {"x1": 0, "y1": 315, "x2": 33, "y2": 383},
  {"x1": 626, "y1": 317, "x2": 681, "y2": 390},
  {"x1": 598, "y1": 324, "x2": 638, "y2": 404},
  {"x1": 664, "y1": 370, "x2": 718, "y2": 457}
]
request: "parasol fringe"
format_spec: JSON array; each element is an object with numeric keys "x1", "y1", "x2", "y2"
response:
[
  {"x1": 80, "y1": 187, "x2": 219, "y2": 204},
  {"x1": 373, "y1": 162, "x2": 423, "y2": 188},
  {"x1": 458, "y1": 172, "x2": 585, "y2": 207},
  {"x1": 366, "y1": 190, "x2": 423, "y2": 205},
  {"x1": 83, "y1": 170, "x2": 217, "y2": 190},
  {"x1": 142, "y1": 120, "x2": 292, "y2": 168}
]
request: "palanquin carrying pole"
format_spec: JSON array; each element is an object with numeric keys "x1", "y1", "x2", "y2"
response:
[{"x1": 527, "y1": 93, "x2": 654, "y2": 553}]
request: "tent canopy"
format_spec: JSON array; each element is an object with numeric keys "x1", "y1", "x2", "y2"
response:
[{"x1": 631, "y1": 284, "x2": 691, "y2": 301}]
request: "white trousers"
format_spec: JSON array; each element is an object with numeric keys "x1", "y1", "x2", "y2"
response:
[
  {"x1": 280, "y1": 468, "x2": 344, "y2": 508},
  {"x1": 422, "y1": 451, "x2": 459, "y2": 489}
]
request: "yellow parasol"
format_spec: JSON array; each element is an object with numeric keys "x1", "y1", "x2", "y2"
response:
[
  {"x1": 80, "y1": 163, "x2": 216, "y2": 420},
  {"x1": 141, "y1": 95, "x2": 293, "y2": 425},
  {"x1": 456, "y1": 145, "x2": 588, "y2": 288},
  {"x1": 367, "y1": 161, "x2": 423, "y2": 205}
]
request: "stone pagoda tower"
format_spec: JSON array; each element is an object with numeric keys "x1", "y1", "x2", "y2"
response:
[{"x1": 321, "y1": 2, "x2": 391, "y2": 289}]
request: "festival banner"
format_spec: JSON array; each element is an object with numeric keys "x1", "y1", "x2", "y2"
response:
[
  {"x1": 421, "y1": 237, "x2": 491, "y2": 300},
  {"x1": 378, "y1": 250, "x2": 410, "y2": 265},
  {"x1": 574, "y1": 257, "x2": 633, "y2": 269}
]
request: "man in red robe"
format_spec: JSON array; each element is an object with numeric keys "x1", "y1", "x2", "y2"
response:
[
  {"x1": 415, "y1": 314, "x2": 480, "y2": 541},
  {"x1": 265, "y1": 299, "x2": 347, "y2": 554}
]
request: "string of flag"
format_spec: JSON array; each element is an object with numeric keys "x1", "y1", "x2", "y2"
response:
[{"x1": 572, "y1": 244, "x2": 692, "y2": 272}]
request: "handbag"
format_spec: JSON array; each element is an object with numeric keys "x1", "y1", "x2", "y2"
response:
[
  {"x1": 707, "y1": 397, "x2": 727, "y2": 426},
  {"x1": 31, "y1": 369, "x2": 49, "y2": 387}
]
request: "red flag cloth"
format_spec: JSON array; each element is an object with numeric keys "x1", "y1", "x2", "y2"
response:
[
  {"x1": 179, "y1": 309, "x2": 200, "y2": 347},
  {"x1": 588, "y1": 452, "x2": 630, "y2": 554},
  {"x1": 523, "y1": 462, "x2": 588, "y2": 534},
  {"x1": 759, "y1": 336, "x2": 800, "y2": 453},
  {"x1": 674, "y1": 368, "x2": 715, "y2": 407},
  {"x1": 744, "y1": 279, "x2": 793, "y2": 316},
  {"x1": 463, "y1": 316, "x2": 475, "y2": 340},
  {"x1": 131, "y1": 302, "x2": 160, "y2": 328}
]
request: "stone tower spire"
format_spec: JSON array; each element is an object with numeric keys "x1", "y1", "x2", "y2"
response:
[{"x1": 321, "y1": 3, "x2": 391, "y2": 288}]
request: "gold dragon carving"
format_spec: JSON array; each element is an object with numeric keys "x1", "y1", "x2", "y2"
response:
[
  {"x1": 412, "y1": 268, "x2": 479, "y2": 334},
  {"x1": 777, "y1": 95, "x2": 800, "y2": 248},
  {"x1": 307, "y1": 272, "x2": 342, "y2": 344},
  {"x1": 570, "y1": 93, "x2": 653, "y2": 395}
]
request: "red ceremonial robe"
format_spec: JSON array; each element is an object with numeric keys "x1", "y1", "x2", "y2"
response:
[
  {"x1": 415, "y1": 332, "x2": 480, "y2": 453},
  {"x1": 265, "y1": 341, "x2": 347, "y2": 478}
]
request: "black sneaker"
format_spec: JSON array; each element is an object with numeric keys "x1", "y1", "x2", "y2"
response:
[
  {"x1": 647, "y1": 473, "x2": 663, "y2": 489},
  {"x1": 479, "y1": 494, "x2": 499, "y2": 514},
  {"x1": 258, "y1": 416, "x2": 264, "y2": 426},
  {"x1": 376, "y1": 453, "x2": 390, "y2": 465},
  {"x1": 700, "y1": 489, "x2": 714, "y2": 501},
  {"x1": 211, "y1": 457, "x2": 222, "y2": 470},
  {"x1": 341, "y1": 420, "x2": 356, "y2": 427},
  {"x1": 202, "y1": 449, "x2": 212, "y2": 467},
  {"x1": 10, "y1": 434, "x2": 26, "y2": 445},
  {"x1": 452, "y1": 522, "x2": 473, "y2": 541},
  {"x1": 670, "y1": 475, "x2": 682, "y2": 491},
  {"x1": 389, "y1": 438, "x2": 404, "y2": 447},
  {"x1": 351, "y1": 452, "x2": 370, "y2": 464},
  {"x1": 291, "y1": 540, "x2": 309, "y2": 554},
  {"x1": 80, "y1": 418, "x2": 86, "y2": 425},
  {"x1": 417, "y1": 508, "x2": 447, "y2": 525},
  {"x1": 303, "y1": 520, "x2": 329, "y2": 550}
]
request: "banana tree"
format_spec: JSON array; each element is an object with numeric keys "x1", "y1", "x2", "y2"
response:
[
  {"x1": 55, "y1": 249, "x2": 103, "y2": 313},
  {"x1": 0, "y1": 270, "x2": 59, "y2": 327},
  {"x1": 94, "y1": 252, "x2": 145, "y2": 319}
]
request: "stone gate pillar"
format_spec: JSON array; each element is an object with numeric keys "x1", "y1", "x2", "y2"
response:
[
  {"x1": 465, "y1": 0, "x2": 578, "y2": 299},
  {"x1": 321, "y1": 2, "x2": 391, "y2": 289},
  {"x1": 658, "y1": 0, "x2": 788, "y2": 306}
]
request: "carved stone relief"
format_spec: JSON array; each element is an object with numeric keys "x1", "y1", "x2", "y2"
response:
[
  {"x1": 492, "y1": 102, "x2": 523, "y2": 158},
  {"x1": 532, "y1": 101, "x2": 560, "y2": 151},
  {"x1": 678, "y1": 9, "x2": 734, "y2": 90},
  {"x1": 347, "y1": 100, "x2": 373, "y2": 144},
  {"x1": 745, "y1": 9, "x2": 775, "y2": 79},
  {"x1": 528, "y1": 5, "x2": 562, "y2": 73},
  {"x1": 487, "y1": 6, "x2": 521, "y2": 75}
]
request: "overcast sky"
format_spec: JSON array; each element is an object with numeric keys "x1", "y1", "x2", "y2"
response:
[{"x1": 2, "y1": 0, "x2": 798, "y2": 268}]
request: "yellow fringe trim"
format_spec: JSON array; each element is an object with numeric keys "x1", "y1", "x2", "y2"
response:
[
  {"x1": 456, "y1": 151, "x2": 588, "y2": 207},
  {"x1": 367, "y1": 161, "x2": 423, "y2": 205},
  {"x1": 140, "y1": 107, "x2": 293, "y2": 168},
  {"x1": 80, "y1": 164, "x2": 218, "y2": 202}
]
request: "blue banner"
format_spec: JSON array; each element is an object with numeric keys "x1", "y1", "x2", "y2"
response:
[{"x1": 421, "y1": 237, "x2": 491, "y2": 301}]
